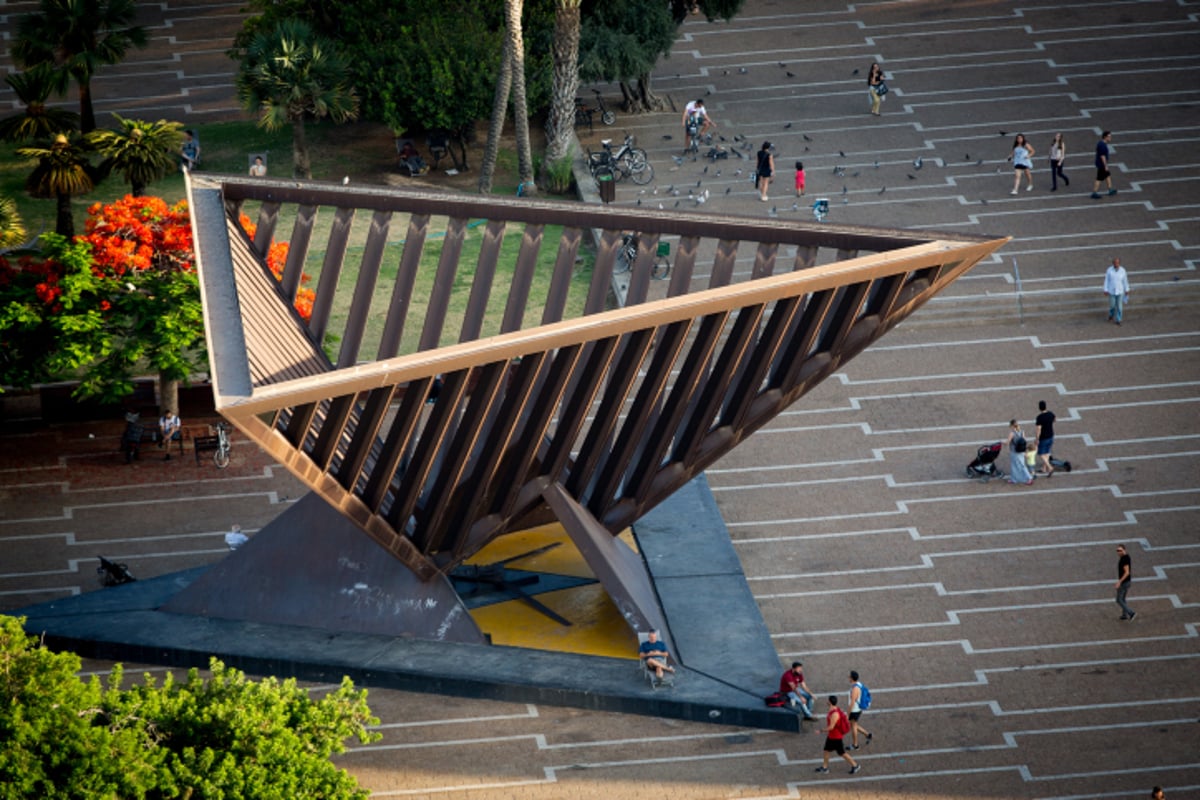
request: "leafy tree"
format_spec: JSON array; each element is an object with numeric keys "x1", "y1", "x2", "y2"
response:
[
  {"x1": 234, "y1": 19, "x2": 360, "y2": 179},
  {"x1": 87, "y1": 114, "x2": 184, "y2": 197},
  {"x1": 0, "y1": 67, "x2": 80, "y2": 143},
  {"x1": 12, "y1": 0, "x2": 148, "y2": 134},
  {"x1": 579, "y1": 0, "x2": 743, "y2": 112},
  {"x1": 18, "y1": 133, "x2": 98, "y2": 238},
  {"x1": 0, "y1": 614, "x2": 381, "y2": 800}
]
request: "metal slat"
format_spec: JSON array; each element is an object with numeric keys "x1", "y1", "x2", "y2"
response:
[
  {"x1": 460, "y1": 220, "x2": 505, "y2": 342},
  {"x1": 360, "y1": 377, "x2": 432, "y2": 512},
  {"x1": 420, "y1": 361, "x2": 508, "y2": 552},
  {"x1": 418, "y1": 217, "x2": 468, "y2": 352},
  {"x1": 541, "y1": 227, "x2": 582, "y2": 324},
  {"x1": 309, "y1": 393, "x2": 357, "y2": 469},
  {"x1": 335, "y1": 386, "x2": 395, "y2": 490},
  {"x1": 280, "y1": 204, "x2": 317, "y2": 301},
  {"x1": 252, "y1": 201, "x2": 281, "y2": 258},
  {"x1": 308, "y1": 206, "x2": 356, "y2": 343},
  {"x1": 751, "y1": 241, "x2": 779, "y2": 280},
  {"x1": 338, "y1": 210, "x2": 392, "y2": 367},
  {"x1": 565, "y1": 329, "x2": 655, "y2": 503},
  {"x1": 708, "y1": 238, "x2": 739, "y2": 288},
  {"x1": 592, "y1": 319, "x2": 691, "y2": 509},
  {"x1": 501, "y1": 223, "x2": 543, "y2": 333},
  {"x1": 377, "y1": 213, "x2": 430, "y2": 360},
  {"x1": 720, "y1": 294, "x2": 804, "y2": 431}
]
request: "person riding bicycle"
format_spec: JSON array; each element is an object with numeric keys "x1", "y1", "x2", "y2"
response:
[{"x1": 682, "y1": 98, "x2": 714, "y2": 146}]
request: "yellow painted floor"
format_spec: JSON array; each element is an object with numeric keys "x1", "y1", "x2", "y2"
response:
[{"x1": 462, "y1": 525, "x2": 640, "y2": 660}]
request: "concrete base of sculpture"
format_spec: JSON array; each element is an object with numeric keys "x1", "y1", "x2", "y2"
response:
[{"x1": 18, "y1": 476, "x2": 798, "y2": 732}]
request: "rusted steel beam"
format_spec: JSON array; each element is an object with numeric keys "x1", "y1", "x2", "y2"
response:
[
  {"x1": 308, "y1": 206, "x2": 355, "y2": 344},
  {"x1": 338, "y1": 210, "x2": 391, "y2": 367},
  {"x1": 377, "y1": 213, "x2": 430, "y2": 360}
]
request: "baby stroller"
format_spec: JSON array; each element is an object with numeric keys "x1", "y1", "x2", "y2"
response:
[{"x1": 966, "y1": 442, "x2": 1004, "y2": 482}]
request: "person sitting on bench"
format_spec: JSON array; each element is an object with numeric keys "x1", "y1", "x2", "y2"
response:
[
  {"x1": 398, "y1": 141, "x2": 428, "y2": 175},
  {"x1": 639, "y1": 631, "x2": 675, "y2": 680}
]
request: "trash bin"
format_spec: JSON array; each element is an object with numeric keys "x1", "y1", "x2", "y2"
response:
[{"x1": 597, "y1": 172, "x2": 615, "y2": 204}]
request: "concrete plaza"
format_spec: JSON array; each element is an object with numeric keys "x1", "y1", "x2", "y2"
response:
[{"x1": 2, "y1": 1, "x2": 1198, "y2": 798}]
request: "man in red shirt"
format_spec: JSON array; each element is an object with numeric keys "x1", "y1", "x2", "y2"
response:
[
  {"x1": 814, "y1": 695, "x2": 860, "y2": 774},
  {"x1": 779, "y1": 661, "x2": 815, "y2": 719}
]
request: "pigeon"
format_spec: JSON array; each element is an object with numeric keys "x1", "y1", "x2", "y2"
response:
[
  {"x1": 907, "y1": 174, "x2": 916, "y2": 180},
  {"x1": 852, "y1": 68, "x2": 860, "y2": 75},
  {"x1": 665, "y1": 184, "x2": 674, "y2": 193},
  {"x1": 999, "y1": 130, "x2": 1007, "y2": 136},
  {"x1": 659, "y1": 203, "x2": 664, "y2": 209},
  {"x1": 663, "y1": 134, "x2": 673, "y2": 140},
  {"x1": 786, "y1": 71, "x2": 796, "y2": 78},
  {"x1": 802, "y1": 134, "x2": 812, "y2": 142},
  {"x1": 779, "y1": 62, "x2": 787, "y2": 68},
  {"x1": 975, "y1": 159, "x2": 984, "y2": 166},
  {"x1": 768, "y1": 205, "x2": 778, "y2": 217},
  {"x1": 672, "y1": 156, "x2": 684, "y2": 166},
  {"x1": 719, "y1": 135, "x2": 726, "y2": 141},
  {"x1": 715, "y1": 169, "x2": 721, "y2": 176},
  {"x1": 804, "y1": 146, "x2": 809, "y2": 152},
  {"x1": 913, "y1": 157, "x2": 923, "y2": 170},
  {"x1": 842, "y1": 185, "x2": 847, "y2": 194},
  {"x1": 343, "y1": 176, "x2": 350, "y2": 185},
  {"x1": 674, "y1": 200, "x2": 680, "y2": 207},
  {"x1": 702, "y1": 165, "x2": 708, "y2": 174},
  {"x1": 637, "y1": 198, "x2": 642, "y2": 206},
  {"x1": 725, "y1": 186, "x2": 732, "y2": 194},
  {"x1": 734, "y1": 168, "x2": 743, "y2": 176},
  {"x1": 790, "y1": 202, "x2": 799, "y2": 211},
  {"x1": 739, "y1": 67, "x2": 748, "y2": 74},
  {"x1": 980, "y1": 198, "x2": 988, "y2": 205},
  {"x1": 878, "y1": 186, "x2": 886, "y2": 194},
  {"x1": 784, "y1": 122, "x2": 792, "y2": 129},
  {"x1": 965, "y1": 154, "x2": 970, "y2": 160},
  {"x1": 705, "y1": 89, "x2": 711, "y2": 96},
  {"x1": 696, "y1": 178, "x2": 703, "y2": 186},
  {"x1": 723, "y1": 70, "x2": 729, "y2": 76},
  {"x1": 850, "y1": 171, "x2": 860, "y2": 177},
  {"x1": 839, "y1": 150, "x2": 846, "y2": 157},
  {"x1": 874, "y1": 160, "x2": 880, "y2": 169},
  {"x1": 842, "y1": 197, "x2": 849, "y2": 204}
]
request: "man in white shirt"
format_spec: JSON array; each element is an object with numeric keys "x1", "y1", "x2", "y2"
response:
[{"x1": 1103, "y1": 257, "x2": 1131, "y2": 325}]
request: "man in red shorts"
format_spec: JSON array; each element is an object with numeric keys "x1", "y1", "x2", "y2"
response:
[{"x1": 814, "y1": 695, "x2": 860, "y2": 774}]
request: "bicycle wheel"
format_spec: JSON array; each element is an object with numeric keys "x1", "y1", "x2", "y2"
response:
[
  {"x1": 628, "y1": 153, "x2": 654, "y2": 185},
  {"x1": 601, "y1": 110, "x2": 615, "y2": 125},
  {"x1": 614, "y1": 247, "x2": 633, "y2": 274},
  {"x1": 214, "y1": 446, "x2": 230, "y2": 469},
  {"x1": 652, "y1": 255, "x2": 671, "y2": 280}
]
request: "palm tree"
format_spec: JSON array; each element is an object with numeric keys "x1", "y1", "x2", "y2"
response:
[
  {"x1": 0, "y1": 196, "x2": 28, "y2": 251},
  {"x1": 87, "y1": 115, "x2": 183, "y2": 196},
  {"x1": 506, "y1": 0, "x2": 535, "y2": 196},
  {"x1": 235, "y1": 19, "x2": 359, "y2": 179},
  {"x1": 539, "y1": 0, "x2": 582, "y2": 190},
  {"x1": 19, "y1": 134, "x2": 97, "y2": 238},
  {"x1": 0, "y1": 67, "x2": 81, "y2": 142},
  {"x1": 13, "y1": 0, "x2": 148, "y2": 134}
]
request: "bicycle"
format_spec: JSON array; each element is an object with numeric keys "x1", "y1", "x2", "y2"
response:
[
  {"x1": 213, "y1": 421, "x2": 231, "y2": 469},
  {"x1": 588, "y1": 134, "x2": 653, "y2": 185},
  {"x1": 574, "y1": 88, "x2": 616, "y2": 131},
  {"x1": 614, "y1": 234, "x2": 671, "y2": 280}
]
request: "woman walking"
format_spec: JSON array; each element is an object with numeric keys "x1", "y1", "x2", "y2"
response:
[
  {"x1": 1006, "y1": 420, "x2": 1035, "y2": 485},
  {"x1": 1049, "y1": 133, "x2": 1069, "y2": 191},
  {"x1": 1009, "y1": 134, "x2": 1035, "y2": 194},
  {"x1": 756, "y1": 141, "x2": 775, "y2": 201},
  {"x1": 867, "y1": 63, "x2": 884, "y2": 116}
]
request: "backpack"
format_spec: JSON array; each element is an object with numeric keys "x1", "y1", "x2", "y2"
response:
[
  {"x1": 834, "y1": 708, "x2": 851, "y2": 735},
  {"x1": 856, "y1": 682, "x2": 872, "y2": 710},
  {"x1": 1013, "y1": 433, "x2": 1027, "y2": 453},
  {"x1": 764, "y1": 691, "x2": 788, "y2": 708}
]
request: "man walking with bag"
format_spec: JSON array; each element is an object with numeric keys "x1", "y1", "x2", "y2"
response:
[{"x1": 814, "y1": 696, "x2": 860, "y2": 774}]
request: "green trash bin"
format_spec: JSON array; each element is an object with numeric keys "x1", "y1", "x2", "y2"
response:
[{"x1": 596, "y1": 171, "x2": 615, "y2": 204}]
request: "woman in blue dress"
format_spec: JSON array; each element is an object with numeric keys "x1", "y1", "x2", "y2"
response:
[{"x1": 1006, "y1": 419, "x2": 1034, "y2": 485}]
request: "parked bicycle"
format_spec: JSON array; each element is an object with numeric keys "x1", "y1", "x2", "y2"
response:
[
  {"x1": 574, "y1": 88, "x2": 616, "y2": 131},
  {"x1": 213, "y1": 421, "x2": 231, "y2": 469},
  {"x1": 614, "y1": 233, "x2": 671, "y2": 280},
  {"x1": 588, "y1": 134, "x2": 653, "y2": 185}
]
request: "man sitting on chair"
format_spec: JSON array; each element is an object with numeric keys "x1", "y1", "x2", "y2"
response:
[{"x1": 639, "y1": 631, "x2": 675, "y2": 680}]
